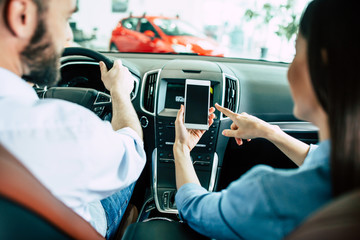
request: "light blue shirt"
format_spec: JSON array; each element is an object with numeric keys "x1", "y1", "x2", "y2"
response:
[
  {"x1": 0, "y1": 67, "x2": 146, "y2": 236},
  {"x1": 176, "y1": 141, "x2": 331, "y2": 240}
]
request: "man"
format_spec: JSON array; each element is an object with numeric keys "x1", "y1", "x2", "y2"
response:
[{"x1": 0, "y1": 0, "x2": 145, "y2": 239}]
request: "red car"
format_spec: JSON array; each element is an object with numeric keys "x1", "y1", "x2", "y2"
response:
[{"x1": 110, "y1": 15, "x2": 224, "y2": 57}]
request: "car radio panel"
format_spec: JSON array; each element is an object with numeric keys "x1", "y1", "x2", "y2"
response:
[
  {"x1": 147, "y1": 60, "x2": 239, "y2": 214},
  {"x1": 153, "y1": 76, "x2": 222, "y2": 213},
  {"x1": 153, "y1": 117, "x2": 219, "y2": 213}
]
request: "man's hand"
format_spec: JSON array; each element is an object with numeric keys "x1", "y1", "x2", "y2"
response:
[
  {"x1": 175, "y1": 105, "x2": 216, "y2": 151},
  {"x1": 98, "y1": 60, "x2": 142, "y2": 139},
  {"x1": 99, "y1": 60, "x2": 133, "y2": 95},
  {"x1": 215, "y1": 103, "x2": 274, "y2": 146}
]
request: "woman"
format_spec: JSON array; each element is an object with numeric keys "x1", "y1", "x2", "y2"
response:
[{"x1": 173, "y1": 0, "x2": 359, "y2": 239}]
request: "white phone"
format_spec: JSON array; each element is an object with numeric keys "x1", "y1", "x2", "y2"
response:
[{"x1": 184, "y1": 79, "x2": 211, "y2": 130}]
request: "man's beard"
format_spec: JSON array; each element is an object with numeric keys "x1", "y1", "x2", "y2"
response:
[{"x1": 21, "y1": 18, "x2": 61, "y2": 87}]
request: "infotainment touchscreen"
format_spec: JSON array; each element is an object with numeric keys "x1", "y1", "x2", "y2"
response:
[
  {"x1": 164, "y1": 82, "x2": 213, "y2": 111},
  {"x1": 165, "y1": 83, "x2": 185, "y2": 109}
]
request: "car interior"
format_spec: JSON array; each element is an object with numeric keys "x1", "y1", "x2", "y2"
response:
[
  {"x1": 1, "y1": 0, "x2": 360, "y2": 238},
  {"x1": 57, "y1": 47, "x2": 318, "y2": 216},
  {"x1": 3, "y1": 46, "x2": 351, "y2": 239}
]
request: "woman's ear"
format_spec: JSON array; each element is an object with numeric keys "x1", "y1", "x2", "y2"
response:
[{"x1": 5, "y1": 0, "x2": 37, "y2": 40}]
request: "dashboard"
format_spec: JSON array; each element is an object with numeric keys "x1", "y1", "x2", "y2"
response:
[{"x1": 58, "y1": 52, "x2": 318, "y2": 215}]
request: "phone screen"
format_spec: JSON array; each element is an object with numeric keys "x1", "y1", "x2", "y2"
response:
[{"x1": 184, "y1": 80, "x2": 210, "y2": 129}]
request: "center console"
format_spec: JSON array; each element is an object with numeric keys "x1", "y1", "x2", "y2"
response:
[
  {"x1": 141, "y1": 60, "x2": 239, "y2": 213},
  {"x1": 153, "y1": 118, "x2": 219, "y2": 213}
]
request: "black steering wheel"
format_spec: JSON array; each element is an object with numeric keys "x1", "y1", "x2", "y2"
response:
[
  {"x1": 63, "y1": 47, "x2": 114, "y2": 70},
  {"x1": 43, "y1": 47, "x2": 114, "y2": 119}
]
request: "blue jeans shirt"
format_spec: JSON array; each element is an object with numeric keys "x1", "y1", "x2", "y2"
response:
[{"x1": 175, "y1": 141, "x2": 331, "y2": 240}]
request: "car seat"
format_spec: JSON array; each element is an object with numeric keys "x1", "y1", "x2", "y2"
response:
[
  {"x1": 0, "y1": 143, "x2": 104, "y2": 239},
  {"x1": 285, "y1": 189, "x2": 360, "y2": 240},
  {"x1": 0, "y1": 143, "x2": 205, "y2": 240}
]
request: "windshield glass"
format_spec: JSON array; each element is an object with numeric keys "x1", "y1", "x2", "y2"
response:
[
  {"x1": 154, "y1": 18, "x2": 207, "y2": 38},
  {"x1": 70, "y1": 0, "x2": 311, "y2": 62}
]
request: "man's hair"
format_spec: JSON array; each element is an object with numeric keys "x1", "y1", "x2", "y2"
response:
[
  {"x1": 300, "y1": 0, "x2": 360, "y2": 197},
  {"x1": 0, "y1": 0, "x2": 46, "y2": 7},
  {"x1": 31, "y1": 0, "x2": 48, "y2": 13}
]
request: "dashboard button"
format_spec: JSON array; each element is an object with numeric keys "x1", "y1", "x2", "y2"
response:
[
  {"x1": 163, "y1": 192, "x2": 169, "y2": 208},
  {"x1": 140, "y1": 116, "x2": 149, "y2": 128},
  {"x1": 201, "y1": 161, "x2": 210, "y2": 166},
  {"x1": 160, "y1": 159, "x2": 173, "y2": 164},
  {"x1": 96, "y1": 93, "x2": 111, "y2": 103},
  {"x1": 94, "y1": 106, "x2": 104, "y2": 112},
  {"x1": 194, "y1": 161, "x2": 210, "y2": 166}
]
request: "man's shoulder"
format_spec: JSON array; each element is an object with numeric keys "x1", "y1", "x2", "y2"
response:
[
  {"x1": 38, "y1": 98, "x2": 104, "y2": 128},
  {"x1": 38, "y1": 98, "x2": 96, "y2": 117},
  {"x1": 1, "y1": 97, "x2": 102, "y2": 131}
]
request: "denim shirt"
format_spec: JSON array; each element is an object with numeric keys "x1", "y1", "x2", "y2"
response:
[{"x1": 176, "y1": 141, "x2": 331, "y2": 240}]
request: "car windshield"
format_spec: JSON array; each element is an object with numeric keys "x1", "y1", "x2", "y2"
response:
[
  {"x1": 71, "y1": 0, "x2": 311, "y2": 62},
  {"x1": 153, "y1": 18, "x2": 207, "y2": 38}
]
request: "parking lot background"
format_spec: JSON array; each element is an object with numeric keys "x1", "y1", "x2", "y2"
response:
[{"x1": 71, "y1": 0, "x2": 310, "y2": 62}]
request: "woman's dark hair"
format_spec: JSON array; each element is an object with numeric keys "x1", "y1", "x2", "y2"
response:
[{"x1": 300, "y1": 0, "x2": 360, "y2": 197}]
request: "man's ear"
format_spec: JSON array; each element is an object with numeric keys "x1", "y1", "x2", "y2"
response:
[{"x1": 5, "y1": 0, "x2": 37, "y2": 39}]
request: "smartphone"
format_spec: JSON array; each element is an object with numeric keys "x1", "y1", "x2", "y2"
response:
[{"x1": 184, "y1": 79, "x2": 211, "y2": 130}]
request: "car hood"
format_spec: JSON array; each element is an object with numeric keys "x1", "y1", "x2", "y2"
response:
[{"x1": 169, "y1": 36, "x2": 223, "y2": 54}]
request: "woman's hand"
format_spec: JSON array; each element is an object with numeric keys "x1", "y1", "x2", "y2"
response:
[
  {"x1": 215, "y1": 103, "x2": 274, "y2": 145},
  {"x1": 174, "y1": 105, "x2": 216, "y2": 151}
]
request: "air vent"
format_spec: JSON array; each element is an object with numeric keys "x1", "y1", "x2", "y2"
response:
[
  {"x1": 223, "y1": 77, "x2": 238, "y2": 117},
  {"x1": 130, "y1": 75, "x2": 139, "y2": 101},
  {"x1": 143, "y1": 71, "x2": 159, "y2": 113}
]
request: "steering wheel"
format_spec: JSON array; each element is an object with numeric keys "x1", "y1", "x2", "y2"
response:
[
  {"x1": 63, "y1": 47, "x2": 114, "y2": 70},
  {"x1": 43, "y1": 47, "x2": 114, "y2": 119}
]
